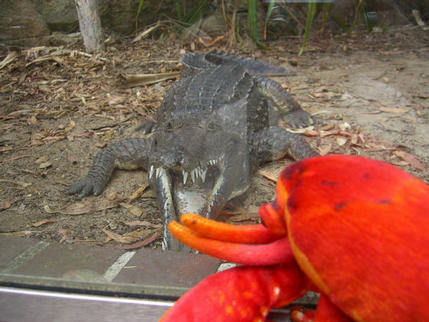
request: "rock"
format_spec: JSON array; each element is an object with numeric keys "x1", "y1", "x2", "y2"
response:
[
  {"x1": 200, "y1": 13, "x2": 226, "y2": 36},
  {"x1": 0, "y1": 0, "x2": 50, "y2": 47},
  {"x1": 30, "y1": 0, "x2": 176, "y2": 35},
  {"x1": 31, "y1": 0, "x2": 79, "y2": 32}
]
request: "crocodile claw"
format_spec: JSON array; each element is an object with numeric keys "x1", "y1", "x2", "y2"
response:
[
  {"x1": 285, "y1": 110, "x2": 313, "y2": 129},
  {"x1": 68, "y1": 176, "x2": 105, "y2": 198}
]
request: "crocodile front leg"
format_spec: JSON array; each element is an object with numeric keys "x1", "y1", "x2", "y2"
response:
[
  {"x1": 203, "y1": 138, "x2": 251, "y2": 219},
  {"x1": 253, "y1": 126, "x2": 318, "y2": 163},
  {"x1": 69, "y1": 137, "x2": 152, "y2": 197},
  {"x1": 255, "y1": 77, "x2": 313, "y2": 128}
]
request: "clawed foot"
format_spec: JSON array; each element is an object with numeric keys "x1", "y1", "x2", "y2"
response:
[
  {"x1": 285, "y1": 110, "x2": 313, "y2": 129},
  {"x1": 68, "y1": 176, "x2": 105, "y2": 198},
  {"x1": 135, "y1": 120, "x2": 156, "y2": 134}
]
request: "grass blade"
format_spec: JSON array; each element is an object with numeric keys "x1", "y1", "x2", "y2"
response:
[
  {"x1": 264, "y1": 0, "x2": 275, "y2": 40},
  {"x1": 298, "y1": 1, "x2": 317, "y2": 56}
]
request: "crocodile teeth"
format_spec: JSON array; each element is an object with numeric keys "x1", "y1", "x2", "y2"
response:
[
  {"x1": 201, "y1": 168, "x2": 207, "y2": 183},
  {"x1": 191, "y1": 169, "x2": 196, "y2": 183},
  {"x1": 182, "y1": 170, "x2": 189, "y2": 185},
  {"x1": 156, "y1": 167, "x2": 162, "y2": 179},
  {"x1": 148, "y1": 166, "x2": 154, "y2": 179}
]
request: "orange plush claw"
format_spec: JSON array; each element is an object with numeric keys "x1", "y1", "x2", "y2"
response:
[
  {"x1": 163, "y1": 155, "x2": 429, "y2": 321},
  {"x1": 161, "y1": 263, "x2": 308, "y2": 322},
  {"x1": 169, "y1": 216, "x2": 293, "y2": 266},
  {"x1": 179, "y1": 213, "x2": 281, "y2": 244}
]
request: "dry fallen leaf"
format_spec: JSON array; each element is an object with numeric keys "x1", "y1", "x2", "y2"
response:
[
  {"x1": 119, "y1": 72, "x2": 180, "y2": 88},
  {"x1": 32, "y1": 219, "x2": 56, "y2": 227},
  {"x1": 228, "y1": 213, "x2": 259, "y2": 223},
  {"x1": 123, "y1": 221, "x2": 162, "y2": 229},
  {"x1": 390, "y1": 159, "x2": 410, "y2": 167},
  {"x1": 120, "y1": 203, "x2": 143, "y2": 217},
  {"x1": 379, "y1": 107, "x2": 409, "y2": 114},
  {"x1": 59, "y1": 229, "x2": 73, "y2": 243},
  {"x1": 128, "y1": 183, "x2": 149, "y2": 201},
  {"x1": 336, "y1": 137, "x2": 348, "y2": 146},
  {"x1": 121, "y1": 232, "x2": 160, "y2": 250},
  {"x1": 0, "y1": 51, "x2": 18, "y2": 69},
  {"x1": 199, "y1": 35, "x2": 224, "y2": 47},
  {"x1": 55, "y1": 199, "x2": 121, "y2": 215},
  {"x1": 0, "y1": 231, "x2": 31, "y2": 237},
  {"x1": 102, "y1": 229, "x2": 137, "y2": 244},
  {"x1": 257, "y1": 169, "x2": 279, "y2": 182},
  {"x1": 39, "y1": 161, "x2": 52, "y2": 169},
  {"x1": 102, "y1": 229, "x2": 152, "y2": 244},
  {"x1": 0, "y1": 179, "x2": 32, "y2": 187},
  {"x1": 0, "y1": 201, "x2": 11, "y2": 210},
  {"x1": 393, "y1": 150, "x2": 424, "y2": 171},
  {"x1": 319, "y1": 129, "x2": 340, "y2": 138},
  {"x1": 318, "y1": 143, "x2": 332, "y2": 155}
]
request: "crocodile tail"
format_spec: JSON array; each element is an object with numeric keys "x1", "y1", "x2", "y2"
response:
[
  {"x1": 205, "y1": 50, "x2": 296, "y2": 76},
  {"x1": 180, "y1": 52, "x2": 214, "y2": 74},
  {"x1": 181, "y1": 51, "x2": 296, "y2": 76}
]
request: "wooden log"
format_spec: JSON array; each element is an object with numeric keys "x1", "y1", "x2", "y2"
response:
[{"x1": 75, "y1": 0, "x2": 105, "y2": 52}]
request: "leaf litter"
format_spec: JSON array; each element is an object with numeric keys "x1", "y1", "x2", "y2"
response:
[{"x1": 0, "y1": 26, "x2": 428, "y2": 249}]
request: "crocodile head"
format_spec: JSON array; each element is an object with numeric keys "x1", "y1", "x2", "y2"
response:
[
  {"x1": 148, "y1": 105, "x2": 249, "y2": 219},
  {"x1": 149, "y1": 108, "x2": 231, "y2": 183}
]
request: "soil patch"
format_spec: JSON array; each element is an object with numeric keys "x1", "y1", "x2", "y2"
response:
[{"x1": 1, "y1": 25, "x2": 428, "y2": 248}]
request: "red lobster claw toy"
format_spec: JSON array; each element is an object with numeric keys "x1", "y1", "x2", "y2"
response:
[{"x1": 161, "y1": 155, "x2": 429, "y2": 321}]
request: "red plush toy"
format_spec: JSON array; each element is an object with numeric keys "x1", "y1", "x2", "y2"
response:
[{"x1": 161, "y1": 155, "x2": 429, "y2": 322}]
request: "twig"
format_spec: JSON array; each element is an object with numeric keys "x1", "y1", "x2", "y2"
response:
[
  {"x1": 412, "y1": 10, "x2": 429, "y2": 30},
  {"x1": 0, "y1": 154, "x2": 32, "y2": 163},
  {"x1": 132, "y1": 21, "x2": 161, "y2": 42},
  {"x1": 0, "y1": 51, "x2": 18, "y2": 70}
]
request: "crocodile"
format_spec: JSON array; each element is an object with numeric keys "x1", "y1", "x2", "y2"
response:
[{"x1": 68, "y1": 51, "x2": 318, "y2": 250}]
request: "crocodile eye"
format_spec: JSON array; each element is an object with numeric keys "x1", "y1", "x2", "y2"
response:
[
  {"x1": 165, "y1": 121, "x2": 173, "y2": 131},
  {"x1": 207, "y1": 121, "x2": 218, "y2": 131}
]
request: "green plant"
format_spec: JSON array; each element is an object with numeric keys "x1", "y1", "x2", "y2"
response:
[
  {"x1": 298, "y1": 1, "x2": 318, "y2": 56},
  {"x1": 136, "y1": 0, "x2": 145, "y2": 29},
  {"x1": 349, "y1": 0, "x2": 366, "y2": 33},
  {"x1": 247, "y1": 0, "x2": 266, "y2": 48},
  {"x1": 263, "y1": 0, "x2": 275, "y2": 40},
  {"x1": 174, "y1": 0, "x2": 210, "y2": 24},
  {"x1": 136, "y1": 0, "x2": 145, "y2": 18}
]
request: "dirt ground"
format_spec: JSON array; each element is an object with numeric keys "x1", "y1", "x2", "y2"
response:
[{"x1": 1, "y1": 25, "x2": 428, "y2": 249}]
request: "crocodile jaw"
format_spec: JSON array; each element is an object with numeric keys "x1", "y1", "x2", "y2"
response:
[{"x1": 148, "y1": 156, "x2": 223, "y2": 186}]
